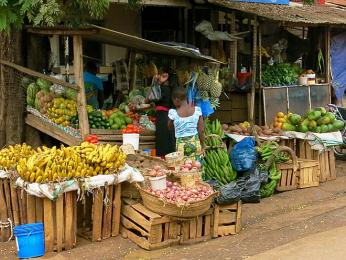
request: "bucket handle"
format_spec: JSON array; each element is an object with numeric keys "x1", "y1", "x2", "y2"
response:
[{"x1": 0, "y1": 218, "x2": 13, "y2": 242}]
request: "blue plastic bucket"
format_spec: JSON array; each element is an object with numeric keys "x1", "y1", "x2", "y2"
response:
[{"x1": 13, "y1": 223, "x2": 45, "y2": 259}]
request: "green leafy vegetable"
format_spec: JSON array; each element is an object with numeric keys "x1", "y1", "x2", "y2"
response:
[{"x1": 262, "y1": 63, "x2": 302, "y2": 87}]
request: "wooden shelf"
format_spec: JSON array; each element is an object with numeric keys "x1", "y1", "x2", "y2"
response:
[{"x1": 25, "y1": 114, "x2": 82, "y2": 146}]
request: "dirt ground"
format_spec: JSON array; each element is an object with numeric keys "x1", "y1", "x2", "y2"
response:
[{"x1": 2, "y1": 161, "x2": 346, "y2": 260}]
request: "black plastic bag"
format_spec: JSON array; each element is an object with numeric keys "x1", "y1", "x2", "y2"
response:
[
  {"x1": 230, "y1": 137, "x2": 257, "y2": 172},
  {"x1": 206, "y1": 179, "x2": 241, "y2": 205},
  {"x1": 237, "y1": 166, "x2": 261, "y2": 204}
]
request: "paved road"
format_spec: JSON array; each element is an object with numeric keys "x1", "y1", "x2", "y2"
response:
[{"x1": 248, "y1": 226, "x2": 346, "y2": 260}]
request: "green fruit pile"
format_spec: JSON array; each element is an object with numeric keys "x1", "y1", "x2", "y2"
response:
[
  {"x1": 204, "y1": 148, "x2": 236, "y2": 185},
  {"x1": 108, "y1": 111, "x2": 133, "y2": 130},
  {"x1": 282, "y1": 107, "x2": 345, "y2": 133},
  {"x1": 88, "y1": 111, "x2": 110, "y2": 129}
]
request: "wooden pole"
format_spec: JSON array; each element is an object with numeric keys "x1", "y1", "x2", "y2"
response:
[
  {"x1": 73, "y1": 35, "x2": 89, "y2": 139},
  {"x1": 258, "y1": 23, "x2": 263, "y2": 126},
  {"x1": 325, "y1": 26, "x2": 331, "y2": 103},
  {"x1": 229, "y1": 12, "x2": 237, "y2": 78},
  {"x1": 128, "y1": 51, "x2": 137, "y2": 90},
  {"x1": 249, "y1": 16, "x2": 257, "y2": 123}
]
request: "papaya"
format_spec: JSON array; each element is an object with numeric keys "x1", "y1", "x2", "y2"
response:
[
  {"x1": 320, "y1": 125, "x2": 329, "y2": 133},
  {"x1": 308, "y1": 120, "x2": 317, "y2": 131},
  {"x1": 325, "y1": 112, "x2": 336, "y2": 123},
  {"x1": 315, "y1": 126, "x2": 321, "y2": 133},
  {"x1": 297, "y1": 124, "x2": 309, "y2": 133},
  {"x1": 327, "y1": 124, "x2": 334, "y2": 132},
  {"x1": 333, "y1": 120, "x2": 345, "y2": 131},
  {"x1": 282, "y1": 123, "x2": 296, "y2": 131},
  {"x1": 308, "y1": 111, "x2": 321, "y2": 121},
  {"x1": 289, "y1": 114, "x2": 302, "y2": 125},
  {"x1": 314, "y1": 107, "x2": 327, "y2": 116},
  {"x1": 317, "y1": 116, "x2": 331, "y2": 126}
]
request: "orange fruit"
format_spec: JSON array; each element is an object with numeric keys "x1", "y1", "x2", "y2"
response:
[
  {"x1": 277, "y1": 112, "x2": 285, "y2": 118},
  {"x1": 277, "y1": 122, "x2": 283, "y2": 128},
  {"x1": 278, "y1": 117, "x2": 286, "y2": 123}
]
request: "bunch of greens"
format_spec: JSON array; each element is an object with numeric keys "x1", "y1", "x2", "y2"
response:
[{"x1": 262, "y1": 63, "x2": 302, "y2": 87}]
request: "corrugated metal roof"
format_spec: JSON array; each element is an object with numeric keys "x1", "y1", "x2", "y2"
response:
[{"x1": 210, "y1": 0, "x2": 346, "y2": 25}]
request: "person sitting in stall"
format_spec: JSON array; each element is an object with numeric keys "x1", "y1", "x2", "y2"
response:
[
  {"x1": 83, "y1": 62, "x2": 104, "y2": 109},
  {"x1": 168, "y1": 86, "x2": 205, "y2": 161}
]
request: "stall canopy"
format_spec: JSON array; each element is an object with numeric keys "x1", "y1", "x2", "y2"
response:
[
  {"x1": 210, "y1": 0, "x2": 346, "y2": 26},
  {"x1": 84, "y1": 25, "x2": 221, "y2": 63}
]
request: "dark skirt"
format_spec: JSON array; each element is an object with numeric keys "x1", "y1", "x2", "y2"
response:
[{"x1": 155, "y1": 110, "x2": 176, "y2": 157}]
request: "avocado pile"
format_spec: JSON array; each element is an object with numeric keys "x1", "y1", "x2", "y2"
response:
[{"x1": 282, "y1": 107, "x2": 345, "y2": 133}]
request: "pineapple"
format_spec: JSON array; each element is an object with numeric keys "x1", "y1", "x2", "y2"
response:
[
  {"x1": 210, "y1": 81, "x2": 223, "y2": 98},
  {"x1": 199, "y1": 90, "x2": 209, "y2": 100},
  {"x1": 196, "y1": 72, "x2": 214, "y2": 91},
  {"x1": 210, "y1": 97, "x2": 220, "y2": 109}
]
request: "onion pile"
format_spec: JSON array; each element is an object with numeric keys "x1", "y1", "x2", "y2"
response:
[
  {"x1": 146, "y1": 181, "x2": 214, "y2": 204},
  {"x1": 180, "y1": 159, "x2": 202, "y2": 172},
  {"x1": 148, "y1": 165, "x2": 167, "y2": 177}
]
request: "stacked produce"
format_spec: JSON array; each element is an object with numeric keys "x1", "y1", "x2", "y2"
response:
[
  {"x1": 196, "y1": 70, "x2": 223, "y2": 109},
  {"x1": 145, "y1": 181, "x2": 214, "y2": 204},
  {"x1": 223, "y1": 121, "x2": 283, "y2": 137},
  {"x1": 34, "y1": 90, "x2": 55, "y2": 114},
  {"x1": 148, "y1": 165, "x2": 168, "y2": 177},
  {"x1": 88, "y1": 110, "x2": 110, "y2": 129},
  {"x1": 257, "y1": 142, "x2": 290, "y2": 198},
  {"x1": 16, "y1": 142, "x2": 126, "y2": 183},
  {"x1": 0, "y1": 144, "x2": 36, "y2": 170},
  {"x1": 203, "y1": 119, "x2": 237, "y2": 184},
  {"x1": 27, "y1": 78, "x2": 52, "y2": 108},
  {"x1": 47, "y1": 97, "x2": 77, "y2": 126},
  {"x1": 108, "y1": 111, "x2": 133, "y2": 130},
  {"x1": 273, "y1": 107, "x2": 345, "y2": 133},
  {"x1": 262, "y1": 63, "x2": 302, "y2": 87},
  {"x1": 179, "y1": 159, "x2": 202, "y2": 172}
]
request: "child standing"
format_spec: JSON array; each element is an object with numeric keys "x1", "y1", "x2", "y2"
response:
[{"x1": 168, "y1": 86, "x2": 205, "y2": 161}]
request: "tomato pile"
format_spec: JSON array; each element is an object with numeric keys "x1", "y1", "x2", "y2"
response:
[
  {"x1": 122, "y1": 124, "x2": 140, "y2": 134},
  {"x1": 84, "y1": 134, "x2": 99, "y2": 144}
]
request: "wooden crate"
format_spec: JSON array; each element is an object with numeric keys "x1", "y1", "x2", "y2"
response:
[
  {"x1": 297, "y1": 159, "x2": 320, "y2": 189},
  {"x1": 276, "y1": 162, "x2": 298, "y2": 191},
  {"x1": 44, "y1": 192, "x2": 77, "y2": 252},
  {"x1": 212, "y1": 202, "x2": 242, "y2": 238},
  {"x1": 120, "y1": 198, "x2": 181, "y2": 250},
  {"x1": 0, "y1": 178, "x2": 27, "y2": 242},
  {"x1": 77, "y1": 184, "x2": 121, "y2": 242},
  {"x1": 297, "y1": 140, "x2": 336, "y2": 182},
  {"x1": 180, "y1": 208, "x2": 213, "y2": 244},
  {"x1": 279, "y1": 139, "x2": 295, "y2": 151}
]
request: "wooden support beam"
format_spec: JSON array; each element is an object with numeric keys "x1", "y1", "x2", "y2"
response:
[
  {"x1": 249, "y1": 16, "x2": 257, "y2": 123},
  {"x1": 73, "y1": 36, "x2": 90, "y2": 139},
  {"x1": 325, "y1": 26, "x2": 331, "y2": 102},
  {"x1": 258, "y1": 24, "x2": 263, "y2": 126}
]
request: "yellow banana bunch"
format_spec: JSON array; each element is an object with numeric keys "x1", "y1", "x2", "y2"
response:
[
  {"x1": 0, "y1": 143, "x2": 36, "y2": 170},
  {"x1": 16, "y1": 142, "x2": 126, "y2": 184}
]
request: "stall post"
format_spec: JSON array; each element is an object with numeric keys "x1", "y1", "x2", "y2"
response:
[
  {"x1": 73, "y1": 35, "x2": 89, "y2": 139},
  {"x1": 249, "y1": 15, "x2": 257, "y2": 123}
]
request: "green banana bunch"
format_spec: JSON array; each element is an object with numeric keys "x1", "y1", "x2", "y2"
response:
[
  {"x1": 205, "y1": 119, "x2": 224, "y2": 137},
  {"x1": 260, "y1": 163, "x2": 281, "y2": 198},
  {"x1": 256, "y1": 141, "x2": 279, "y2": 161},
  {"x1": 205, "y1": 135, "x2": 223, "y2": 148},
  {"x1": 203, "y1": 147, "x2": 236, "y2": 185}
]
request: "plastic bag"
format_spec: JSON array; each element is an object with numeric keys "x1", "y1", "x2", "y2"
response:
[
  {"x1": 147, "y1": 79, "x2": 161, "y2": 101},
  {"x1": 230, "y1": 137, "x2": 257, "y2": 172},
  {"x1": 237, "y1": 166, "x2": 261, "y2": 203}
]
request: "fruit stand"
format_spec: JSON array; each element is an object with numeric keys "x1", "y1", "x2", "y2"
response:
[{"x1": 0, "y1": 25, "x2": 220, "y2": 149}]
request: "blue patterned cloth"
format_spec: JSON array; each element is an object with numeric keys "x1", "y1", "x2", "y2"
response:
[{"x1": 168, "y1": 107, "x2": 202, "y2": 138}]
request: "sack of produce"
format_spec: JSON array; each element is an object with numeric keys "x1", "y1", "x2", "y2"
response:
[
  {"x1": 236, "y1": 166, "x2": 261, "y2": 203},
  {"x1": 230, "y1": 137, "x2": 257, "y2": 172}
]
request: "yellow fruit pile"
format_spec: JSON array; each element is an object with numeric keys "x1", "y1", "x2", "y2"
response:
[
  {"x1": 273, "y1": 112, "x2": 291, "y2": 129},
  {"x1": 47, "y1": 97, "x2": 77, "y2": 126},
  {"x1": 0, "y1": 144, "x2": 36, "y2": 170},
  {"x1": 16, "y1": 142, "x2": 126, "y2": 183}
]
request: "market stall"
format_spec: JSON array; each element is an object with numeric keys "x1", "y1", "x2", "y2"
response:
[{"x1": 0, "y1": 25, "x2": 220, "y2": 150}]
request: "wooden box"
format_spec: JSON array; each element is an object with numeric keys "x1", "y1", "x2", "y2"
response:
[
  {"x1": 276, "y1": 162, "x2": 298, "y2": 191},
  {"x1": 26, "y1": 191, "x2": 78, "y2": 253},
  {"x1": 297, "y1": 140, "x2": 336, "y2": 182},
  {"x1": 297, "y1": 159, "x2": 320, "y2": 189},
  {"x1": 78, "y1": 184, "x2": 121, "y2": 242},
  {"x1": 212, "y1": 202, "x2": 242, "y2": 238},
  {"x1": 180, "y1": 208, "x2": 213, "y2": 244},
  {"x1": 121, "y1": 198, "x2": 181, "y2": 250},
  {"x1": 0, "y1": 178, "x2": 27, "y2": 242}
]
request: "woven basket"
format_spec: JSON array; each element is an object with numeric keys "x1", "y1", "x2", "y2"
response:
[
  {"x1": 137, "y1": 183, "x2": 217, "y2": 218},
  {"x1": 165, "y1": 152, "x2": 183, "y2": 168},
  {"x1": 173, "y1": 170, "x2": 202, "y2": 186}
]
